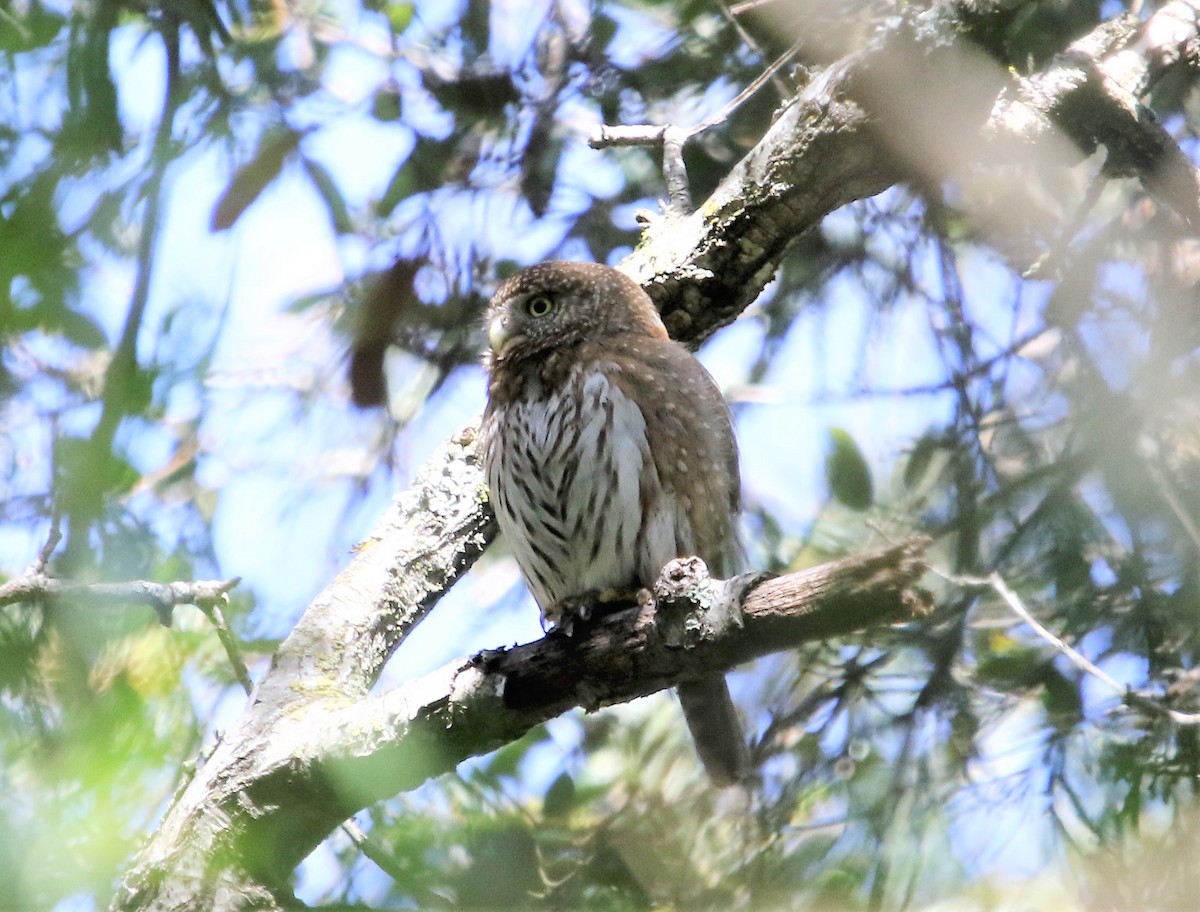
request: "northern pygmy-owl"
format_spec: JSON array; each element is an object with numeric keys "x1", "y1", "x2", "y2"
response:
[{"x1": 481, "y1": 261, "x2": 749, "y2": 786}]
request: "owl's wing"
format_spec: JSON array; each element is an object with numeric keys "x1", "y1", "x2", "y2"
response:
[{"x1": 601, "y1": 335, "x2": 742, "y2": 575}]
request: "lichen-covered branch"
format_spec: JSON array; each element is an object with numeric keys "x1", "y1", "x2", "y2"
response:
[
  {"x1": 0, "y1": 572, "x2": 239, "y2": 617},
  {"x1": 116, "y1": 41, "x2": 907, "y2": 912},
  {"x1": 112, "y1": 429, "x2": 496, "y2": 912},
  {"x1": 319, "y1": 541, "x2": 929, "y2": 801},
  {"x1": 253, "y1": 428, "x2": 494, "y2": 703},
  {"x1": 611, "y1": 0, "x2": 1200, "y2": 344},
  {"x1": 113, "y1": 540, "x2": 928, "y2": 912},
  {"x1": 624, "y1": 59, "x2": 898, "y2": 343}
]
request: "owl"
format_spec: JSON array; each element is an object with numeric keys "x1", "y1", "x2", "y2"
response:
[{"x1": 480, "y1": 261, "x2": 749, "y2": 786}]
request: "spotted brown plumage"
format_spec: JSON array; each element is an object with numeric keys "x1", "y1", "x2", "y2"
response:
[{"x1": 481, "y1": 261, "x2": 749, "y2": 786}]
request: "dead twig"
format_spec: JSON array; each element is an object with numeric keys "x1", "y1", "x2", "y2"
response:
[{"x1": 946, "y1": 568, "x2": 1200, "y2": 726}]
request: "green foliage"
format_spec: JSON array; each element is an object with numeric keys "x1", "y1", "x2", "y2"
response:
[{"x1": 3, "y1": 0, "x2": 1200, "y2": 910}]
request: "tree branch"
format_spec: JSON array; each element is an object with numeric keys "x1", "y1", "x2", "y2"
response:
[
  {"x1": 113, "y1": 541, "x2": 928, "y2": 912},
  {"x1": 254, "y1": 427, "x2": 494, "y2": 703},
  {"x1": 0, "y1": 573, "x2": 239, "y2": 617},
  {"x1": 110, "y1": 56, "x2": 902, "y2": 905},
  {"x1": 985, "y1": 2, "x2": 1200, "y2": 228},
  {"x1": 952, "y1": 569, "x2": 1200, "y2": 727},
  {"x1": 623, "y1": 55, "x2": 899, "y2": 343},
  {"x1": 110, "y1": 5, "x2": 1200, "y2": 909}
]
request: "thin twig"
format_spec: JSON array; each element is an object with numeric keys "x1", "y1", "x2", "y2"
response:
[
  {"x1": 0, "y1": 574, "x2": 241, "y2": 614},
  {"x1": 588, "y1": 124, "x2": 666, "y2": 148},
  {"x1": 718, "y1": 0, "x2": 792, "y2": 98},
  {"x1": 662, "y1": 126, "x2": 692, "y2": 213},
  {"x1": 589, "y1": 35, "x2": 811, "y2": 225},
  {"x1": 3, "y1": 566, "x2": 252, "y2": 690},
  {"x1": 1147, "y1": 459, "x2": 1200, "y2": 557},
  {"x1": 944, "y1": 568, "x2": 1200, "y2": 726},
  {"x1": 589, "y1": 36, "x2": 801, "y2": 150},
  {"x1": 1022, "y1": 170, "x2": 1107, "y2": 279},
  {"x1": 31, "y1": 521, "x2": 62, "y2": 575},
  {"x1": 682, "y1": 37, "x2": 803, "y2": 140},
  {"x1": 198, "y1": 598, "x2": 254, "y2": 694},
  {"x1": 728, "y1": 325, "x2": 1058, "y2": 405},
  {"x1": 729, "y1": 0, "x2": 782, "y2": 15}
]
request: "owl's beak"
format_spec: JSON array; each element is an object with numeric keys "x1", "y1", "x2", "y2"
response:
[{"x1": 488, "y1": 314, "x2": 512, "y2": 354}]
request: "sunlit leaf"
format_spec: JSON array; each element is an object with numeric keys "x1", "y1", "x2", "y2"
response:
[
  {"x1": 385, "y1": 1, "x2": 414, "y2": 34},
  {"x1": 903, "y1": 433, "x2": 943, "y2": 489},
  {"x1": 161, "y1": 0, "x2": 231, "y2": 54},
  {"x1": 376, "y1": 162, "x2": 416, "y2": 217},
  {"x1": 425, "y1": 72, "x2": 519, "y2": 122},
  {"x1": 89, "y1": 626, "x2": 184, "y2": 699},
  {"x1": 58, "y1": 308, "x2": 108, "y2": 349},
  {"x1": 7, "y1": 2, "x2": 1200, "y2": 909},
  {"x1": 975, "y1": 643, "x2": 1045, "y2": 691},
  {"x1": 348, "y1": 259, "x2": 419, "y2": 407},
  {"x1": 826, "y1": 427, "x2": 873, "y2": 510},
  {"x1": 55, "y1": 437, "x2": 141, "y2": 517},
  {"x1": 461, "y1": 0, "x2": 489, "y2": 54},
  {"x1": 0, "y1": 615, "x2": 39, "y2": 694},
  {"x1": 0, "y1": 173, "x2": 74, "y2": 303},
  {"x1": 0, "y1": 4, "x2": 64, "y2": 52},
  {"x1": 1038, "y1": 665, "x2": 1083, "y2": 726},
  {"x1": 62, "y1": 2, "x2": 122, "y2": 157},
  {"x1": 520, "y1": 109, "x2": 559, "y2": 217}
]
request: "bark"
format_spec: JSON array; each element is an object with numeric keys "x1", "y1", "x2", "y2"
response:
[
  {"x1": 114, "y1": 542, "x2": 930, "y2": 912},
  {"x1": 112, "y1": 3, "x2": 1200, "y2": 910},
  {"x1": 0, "y1": 574, "x2": 238, "y2": 613}
]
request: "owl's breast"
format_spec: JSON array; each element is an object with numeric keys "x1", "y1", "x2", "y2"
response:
[{"x1": 483, "y1": 366, "x2": 688, "y2": 619}]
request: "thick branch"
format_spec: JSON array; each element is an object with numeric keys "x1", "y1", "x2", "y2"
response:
[
  {"x1": 491, "y1": 540, "x2": 931, "y2": 716},
  {"x1": 113, "y1": 540, "x2": 928, "y2": 912},
  {"x1": 604, "y1": 0, "x2": 1200, "y2": 344},
  {"x1": 623, "y1": 60, "x2": 898, "y2": 343},
  {"x1": 325, "y1": 543, "x2": 929, "y2": 799},
  {"x1": 985, "y1": 2, "x2": 1200, "y2": 227},
  {"x1": 112, "y1": 430, "x2": 494, "y2": 912},
  {"x1": 852, "y1": 2, "x2": 1200, "y2": 235},
  {"x1": 257, "y1": 427, "x2": 494, "y2": 702}
]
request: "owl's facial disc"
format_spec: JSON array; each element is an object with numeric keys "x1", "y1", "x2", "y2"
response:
[{"x1": 489, "y1": 291, "x2": 561, "y2": 356}]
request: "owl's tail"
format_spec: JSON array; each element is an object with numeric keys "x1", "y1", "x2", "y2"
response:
[{"x1": 676, "y1": 674, "x2": 751, "y2": 787}]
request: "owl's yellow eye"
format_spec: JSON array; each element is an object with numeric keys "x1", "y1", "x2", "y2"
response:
[{"x1": 525, "y1": 294, "x2": 555, "y2": 317}]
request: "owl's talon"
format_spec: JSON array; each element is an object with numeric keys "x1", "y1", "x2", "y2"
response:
[
  {"x1": 545, "y1": 594, "x2": 595, "y2": 637},
  {"x1": 545, "y1": 587, "x2": 644, "y2": 637},
  {"x1": 551, "y1": 615, "x2": 577, "y2": 638}
]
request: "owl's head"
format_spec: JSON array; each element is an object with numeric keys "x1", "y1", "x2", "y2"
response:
[{"x1": 485, "y1": 261, "x2": 668, "y2": 363}]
